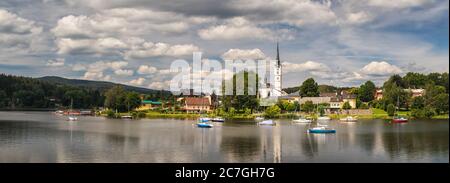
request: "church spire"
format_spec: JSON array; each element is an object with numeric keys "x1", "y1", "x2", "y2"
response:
[{"x1": 276, "y1": 42, "x2": 280, "y2": 66}]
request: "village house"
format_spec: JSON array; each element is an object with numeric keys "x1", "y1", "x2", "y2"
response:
[
  {"x1": 374, "y1": 88, "x2": 425, "y2": 100},
  {"x1": 179, "y1": 96, "x2": 212, "y2": 113},
  {"x1": 297, "y1": 91, "x2": 357, "y2": 111},
  {"x1": 136, "y1": 100, "x2": 163, "y2": 111}
]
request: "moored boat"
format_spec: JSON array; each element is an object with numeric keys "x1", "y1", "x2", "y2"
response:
[
  {"x1": 392, "y1": 116, "x2": 408, "y2": 123},
  {"x1": 199, "y1": 117, "x2": 210, "y2": 123},
  {"x1": 67, "y1": 116, "x2": 78, "y2": 121},
  {"x1": 255, "y1": 116, "x2": 264, "y2": 121},
  {"x1": 340, "y1": 116, "x2": 358, "y2": 122},
  {"x1": 197, "y1": 122, "x2": 213, "y2": 128},
  {"x1": 258, "y1": 119, "x2": 275, "y2": 125},
  {"x1": 293, "y1": 117, "x2": 312, "y2": 123},
  {"x1": 121, "y1": 115, "x2": 133, "y2": 119},
  {"x1": 308, "y1": 126, "x2": 336, "y2": 133},
  {"x1": 317, "y1": 116, "x2": 331, "y2": 121},
  {"x1": 211, "y1": 117, "x2": 225, "y2": 122}
]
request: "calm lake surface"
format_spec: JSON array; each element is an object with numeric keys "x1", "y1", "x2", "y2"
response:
[{"x1": 0, "y1": 111, "x2": 448, "y2": 163}]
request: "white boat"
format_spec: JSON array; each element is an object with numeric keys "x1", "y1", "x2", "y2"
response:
[
  {"x1": 340, "y1": 116, "x2": 358, "y2": 122},
  {"x1": 317, "y1": 116, "x2": 331, "y2": 121},
  {"x1": 258, "y1": 119, "x2": 275, "y2": 125},
  {"x1": 67, "y1": 116, "x2": 78, "y2": 121},
  {"x1": 293, "y1": 117, "x2": 312, "y2": 123},
  {"x1": 255, "y1": 116, "x2": 264, "y2": 121},
  {"x1": 121, "y1": 115, "x2": 133, "y2": 119},
  {"x1": 211, "y1": 117, "x2": 225, "y2": 122}
]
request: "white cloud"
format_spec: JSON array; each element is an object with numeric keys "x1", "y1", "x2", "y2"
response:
[
  {"x1": 72, "y1": 63, "x2": 87, "y2": 71},
  {"x1": 221, "y1": 48, "x2": 267, "y2": 60},
  {"x1": 83, "y1": 71, "x2": 111, "y2": 81},
  {"x1": 345, "y1": 11, "x2": 372, "y2": 24},
  {"x1": 0, "y1": 9, "x2": 42, "y2": 50},
  {"x1": 148, "y1": 81, "x2": 170, "y2": 90},
  {"x1": 282, "y1": 61, "x2": 331, "y2": 73},
  {"x1": 137, "y1": 65, "x2": 157, "y2": 74},
  {"x1": 360, "y1": 61, "x2": 403, "y2": 76},
  {"x1": 368, "y1": 0, "x2": 429, "y2": 9},
  {"x1": 46, "y1": 58, "x2": 65, "y2": 67},
  {"x1": 124, "y1": 41, "x2": 200, "y2": 59},
  {"x1": 114, "y1": 69, "x2": 134, "y2": 76},
  {"x1": 128, "y1": 77, "x2": 146, "y2": 86},
  {"x1": 198, "y1": 17, "x2": 278, "y2": 41}
]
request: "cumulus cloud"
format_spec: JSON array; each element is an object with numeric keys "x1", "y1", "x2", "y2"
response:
[
  {"x1": 137, "y1": 65, "x2": 157, "y2": 74},
  {"x1": 148, "y1": 81, "x2": 170, "y2": 89},
  {"x1": 221, "y1": 48, "x2": 267, "y2": 60},
  {"x1": 114, "y1": 69, "x2": 134, "y2": 76},
  {"x1": 0, "y1": 9, "x2": 42, "y2": 50},
  {"x1": 360, "y1": 61, "x2": 403, "y2": 76},
  {"x1": 282, "y1": 61, "x2": 331, "y2": 73},
  {"x1": 198, "y1": 17, "x2": 279, "y2": 41},
  {"x1": 345, "y1": 11, "x2": 372, "y2": 24},
  {"x1": 368, "y1": 0, "x2": 429, "y2": 9},
  {"x1": 124, "y1": 42, "x2": 200, "y2": 59},
  {"x1": 46, "y1": 58, "x2": 65, "y2": 67},
  {"x1": 81, "y1": 60, "x2": 129, "y2": 80},
  {"x1": 128, "y1": 77, "x2": 146, "y2": 86}
]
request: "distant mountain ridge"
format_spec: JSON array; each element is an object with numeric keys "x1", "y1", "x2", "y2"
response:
[{"x1": 37, "y1": 76, "x2": 167, "y2": 94}]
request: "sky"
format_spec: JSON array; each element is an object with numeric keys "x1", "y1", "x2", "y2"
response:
[{"x1": 0, "y1": 0, "x2": 448, "y2": 90}]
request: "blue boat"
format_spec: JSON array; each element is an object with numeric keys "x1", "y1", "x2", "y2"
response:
[
  {"x1": 308, "y1": 127, "x2": 336, "y2": 133},
  {"x1": 197, "y1": 122, "x2": 213, "y2": 128}
]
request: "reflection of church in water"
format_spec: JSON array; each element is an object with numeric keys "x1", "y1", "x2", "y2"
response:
[{"x1": 258, "y1": 43, "x2": 286, "y2": 101}]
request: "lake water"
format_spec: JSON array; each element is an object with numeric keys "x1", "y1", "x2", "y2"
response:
[{"x1": 0, "y1": 111, "x2": 448, "y2": 163}]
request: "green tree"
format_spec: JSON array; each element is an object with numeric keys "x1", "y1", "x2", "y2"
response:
[
  {"x1": 358, "y1": 81, "x2": 376, "y2": 102},
  {"x1": 264, "y1": 105, "x2": 281, "y2": 118},
  {"x1": 342, "y1": 101, "x2": 352, "y2": 110},
  {"x1": 403, "y1": 72, "x2": 429, "y2": 89},
  {"x1": 410, "y1": 96, "x2": 425, "y2": 110},
  {"x1": 299, "y1": 78, "x2": 319, "y2": 97},
  {"x1": 387, "y1": 104, "x2": 395, "y2": 116},
  {"x1": 0, "y1": 90, "x2": 7, "y2": 108},
  {"x1": 104, "y1": 85, "x2": 127, "y2": 112},
  {"x1": 301, "y1": 101, "x2": 315, "y2": 113},
  {"x1": 432, "y1": 93, "x2": 449, "y2": 114},
  {"x1": 125, "y1": 92, "x2": 141, "y2": 112}
]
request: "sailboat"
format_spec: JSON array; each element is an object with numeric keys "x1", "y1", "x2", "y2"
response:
[
  {"x1": 292, "y1": 103, "x2": 312, "y2": 123},
  {"x1": 67, "y1": 98, "x2": 78, "y2": 121},
  {"x1": 392, "y1": 96, "x2": 408, "y2": 123},
  {"x1": 196, "y1": 71, "x2": 213, "y2": 128}
]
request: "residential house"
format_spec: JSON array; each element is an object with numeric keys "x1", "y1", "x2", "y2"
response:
[
  {"x1": 136, "y1": 100, "x2": 163, "y2": 111},
  {"x1": 374, "y1": 88, "x2": 425, "y2": 100},
  {"x1": 180, "y1": 97, "x2": 212, "y2": 113},
  {"x1": 298, "y1": 91, "x2": 357, "y2": 111}
]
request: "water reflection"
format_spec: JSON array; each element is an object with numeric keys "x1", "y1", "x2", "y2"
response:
[{"x1": 0, "y1": 112, "x2": 448, "y2": 163}]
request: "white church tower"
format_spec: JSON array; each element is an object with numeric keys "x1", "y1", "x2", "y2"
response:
[
  {"x1": 272, "y1": 42, "x2": 282, "y2": 97},
  {"x1": 258, "y1": 42, "x2": 283, "y2": 101}
]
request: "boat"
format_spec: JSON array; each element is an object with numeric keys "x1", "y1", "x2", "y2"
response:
[
  {"x1": 255, "y1": 116, "x2": 264, "y2": 121},
  {"x1": 391, "y1": 96, "x2": 408, "y2": 123},
  {"x1": 340, "y1": 116, "x2": 358, "y2": 122},
  {"x1": 67, "y1": 116, "x2": 78, "y2": 121},
  {"x1": 308, "y1": 126, "x2": 336, "y2": 133},
  {"x1": 197, "y1": 122, "x2": 213, "y2": 128},
  {"x1": 66, "y1": 98, "x2": 78, "y2": 121},
  {"x1": 121, "y1": 115, "x2": 133, "y2": 119},
  {"x1": 293, "y1": 117, "x2": 312, "y2": 123},
  {"x1": 258, "y1": 119, "x2": 275, "y2": 125},
  {"x1": 317, "y1": 116, "x2": 331, "y2": 121},
  {"x1": 211, "y1": 117, "x2": 225, "y2": 122},
  {"x1": 392, "y1": 116, "x2": 408, "y2": 123},
  {"x1": 199, "y1": 117, "x2": 210, "y2": 123}
]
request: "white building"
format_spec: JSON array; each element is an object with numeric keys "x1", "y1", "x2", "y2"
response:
[{"x1": 259, "y1": 43, "x2": 284, "y2": 100}]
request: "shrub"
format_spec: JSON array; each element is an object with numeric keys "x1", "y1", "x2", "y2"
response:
[
  {"x1": 264, "y1": 105, "x2": 281, "y2": 118},
  {"x1": 105, "y1": 109, "x2": 115, "y2": 118}
]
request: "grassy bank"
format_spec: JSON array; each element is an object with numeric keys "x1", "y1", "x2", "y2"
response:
[{"x1": 100, "y1": 108, "x2": 448, "y2": 120}]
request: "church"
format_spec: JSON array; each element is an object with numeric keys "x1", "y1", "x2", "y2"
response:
[{"x1": 258, "y1": 43, "x2": 286, "y2": 104}]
